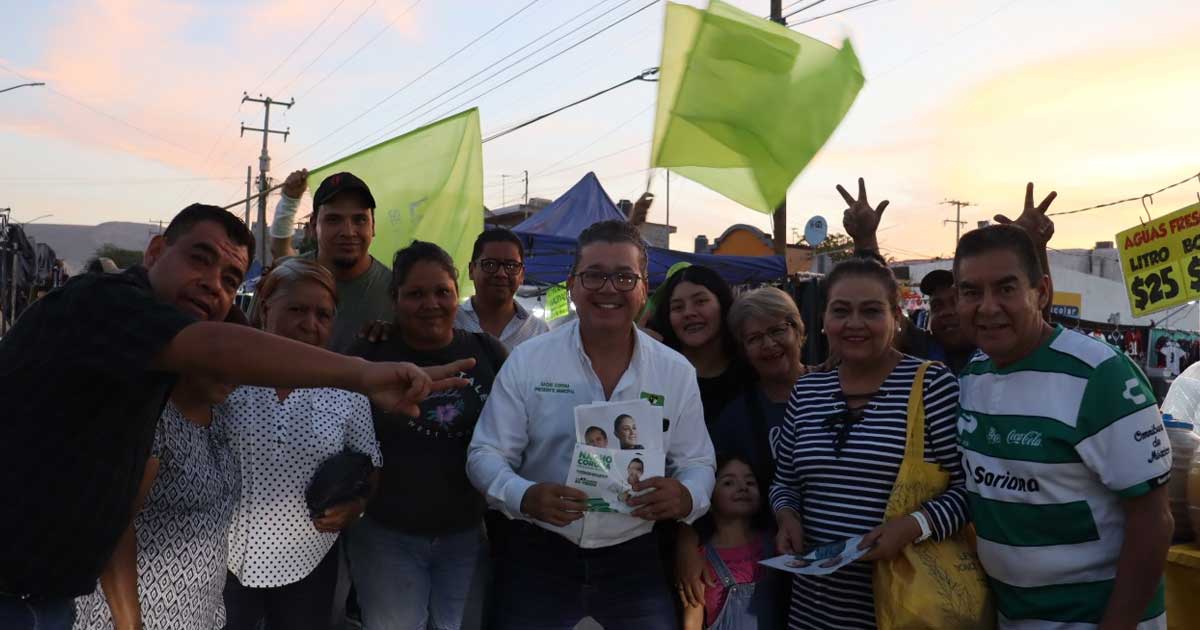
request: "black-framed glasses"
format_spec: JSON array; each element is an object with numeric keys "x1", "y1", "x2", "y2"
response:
[
  {"x1": 743, "y1": 321, "x2": 796, "y2": 350},
  {"x1": 477, "y1": 259, "x2": 524, "y2": 275},
  {"x1": 574, "y1": 270, "x2": 643, "y2": 292}
]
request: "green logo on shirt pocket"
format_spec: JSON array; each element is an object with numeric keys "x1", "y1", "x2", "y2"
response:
[{"x1": 640, "y1": 392, "x2": 664, "y2": 407}]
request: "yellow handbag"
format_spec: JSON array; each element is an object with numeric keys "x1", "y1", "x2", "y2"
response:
[{"x1": 873, "y1": 361, "x2": 995, "y2": 630}]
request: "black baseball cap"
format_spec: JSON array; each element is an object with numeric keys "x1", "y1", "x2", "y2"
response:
[
  {"x1": 313, "y1": 172, "x2": 376, "y2": 209},
  {"x1": 919, "y1": 269, "x2": 955, "y2": 295}
]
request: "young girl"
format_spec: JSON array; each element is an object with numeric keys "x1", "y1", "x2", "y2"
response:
[{"x1": 683, "y1": 454, "x2": 781, "y2": 630}]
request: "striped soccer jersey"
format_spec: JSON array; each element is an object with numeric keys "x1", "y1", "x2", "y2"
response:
[{"x1": 958, "y1": 326, "x2": 1170, "y2": 629}]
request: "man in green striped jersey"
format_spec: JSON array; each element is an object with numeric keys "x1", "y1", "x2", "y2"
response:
[{"x1": 954, "y1": 224, "x2": 1173, "y2": 629}]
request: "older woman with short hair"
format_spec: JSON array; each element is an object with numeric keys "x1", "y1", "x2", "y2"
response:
[
  {"x1": 711, "y1": 287, "x2": 809, "y2": 487},
  {"x1": 678, "y1": 287, "x2": 809, "y2": 612},
  {"x1": 222, "y1": 258, "x2": 383, "y2": 630}
]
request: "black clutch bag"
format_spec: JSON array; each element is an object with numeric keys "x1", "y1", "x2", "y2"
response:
[{"x1": 306, "y1": 449, "x2": 373, "y2": 519}]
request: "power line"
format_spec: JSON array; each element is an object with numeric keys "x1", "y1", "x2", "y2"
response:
[
  {"x1": 274, "y1": 0, "x2": 382, "y2": 97},
  {"x1": 873, "y1": 0, "x2": 1019, "y2": 80},
  {"x1": 526, "y1": 165, "x2": 652, "y2": 199},
  {"x1": 1047, "y1": 171, "x2": 1200, "y2": 217},
  {"x1": 174, "y1": 1, "x2": 356, "y2": 207},
  {"x1": 1153, "y1": 302, "x2": 1194, "y2": 329},
  {"x1": 398, "y1": 0, "x2": 661, "y2": 146},
  {"x1": 532, "y1": 102, "x2": 655, "y2": 177},
  {"x1": 0, "y1": 61, "x2": 196, "y2": 155},
  {"x1": 481, "y1": 68, "x2": 657, "y2": 143},
  {"x1": 788, "y1": 0, "x2": 890, "y2": 26},
  {"x1": 486, "y1": 138, "x2": 648, "y2": 193},
  {"x1": 879, "y1": 243, "x2": 942, "y2": 261},
  {"x1": 0, "y1": 176, "x2": 240, "y2": 184},
  {"x1": 253, "y1": 0, "x2": 351, "y2": 94},
  {"x1": 296, "y1": 0, "x2": 426, "y2": 100},
  {"x1": 278, "y1": 0, "x2": 547, "y2": 168},
  {"x1": 538, "y1": 139, "x2": 651, "y2": 180},
  {"x1": 317, "y1": 0, "x2": 648, "y2": 164},
  {"x1": 783, "y1": 0, "x2": 833, "y2": 20}
]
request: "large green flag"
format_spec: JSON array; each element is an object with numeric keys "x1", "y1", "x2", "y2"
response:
[
  {"x1": 308, "y1": 108, "x2": 484, "y2": 294},
  {"x1": 652, "y1": 1, "x2": 863, "y2": 213}
]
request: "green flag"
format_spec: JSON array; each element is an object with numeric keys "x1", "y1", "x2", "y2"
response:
[
  {"x1": 652, "y1": 1, "x2": 864, "y2": 213},
  {"x1": 308, "y1": 108, "x2": 484, "y2": 294}
]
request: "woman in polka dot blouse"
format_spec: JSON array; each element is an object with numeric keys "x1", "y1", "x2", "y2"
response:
[
  {"x1": 346, "y1": 241, "x2": 507, "y2": 630},
  {"x1": 221, "y1": 258, "x2": 383, "y2": 630}
]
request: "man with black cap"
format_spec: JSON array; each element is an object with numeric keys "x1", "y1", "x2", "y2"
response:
[
  {"x1": 269, "y1": 169, "x2": 394, "y2": 353},
  {"x1": 918, "y1": 268, "x2": 977, "y2": 373}
]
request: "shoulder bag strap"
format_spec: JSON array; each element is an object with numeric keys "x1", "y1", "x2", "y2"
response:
[{"x1": 905, "y1": 361, "x2": 932, "y2": 462}]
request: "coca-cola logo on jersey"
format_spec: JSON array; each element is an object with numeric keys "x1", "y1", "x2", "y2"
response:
[{"x1": 1007, "y1": 430, "x2": 1043, "y2": 447}]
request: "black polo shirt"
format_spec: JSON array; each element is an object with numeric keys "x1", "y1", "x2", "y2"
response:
[{"x1": 0, "y1": 266, "x2": 195, "y2": 598}]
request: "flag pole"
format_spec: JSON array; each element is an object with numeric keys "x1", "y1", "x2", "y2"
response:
[{"x1": 769, "y1": 0, "x2": 788, "y2": 256}]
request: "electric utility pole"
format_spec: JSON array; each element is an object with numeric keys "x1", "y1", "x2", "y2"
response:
[
  {"x1": 941, "y1": 199, "x2": 973, "y2": 246},
  {"x1": 769, "y1": 0, "x2": 787, "y2": 255},
  {"x1": 244, "y1": 166, "x2": 252, "y2": 227},
  {"x1": 241, "y1": 93, "x2": 293, "y2": 266}
]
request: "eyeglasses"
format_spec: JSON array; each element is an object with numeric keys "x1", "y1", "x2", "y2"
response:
[
  {"x1": 477, "y1": 259, "x2": 523, "y2": 275},
  {"x1": 573, "y1": 270, "x2": 643, "y2": 292},
  {"x1": 743, "y1": 322, "x2": 796, "y2": 349}
]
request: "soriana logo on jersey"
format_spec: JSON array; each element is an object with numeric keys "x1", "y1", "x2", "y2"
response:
[{"x1": 1116, "y1": 202, "x2": 1200, "y2": 317}]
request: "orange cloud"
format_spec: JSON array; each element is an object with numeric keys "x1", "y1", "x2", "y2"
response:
[
  {"x1": 925, "y1": 36, "x2": 1200, "y2": 249},
  {"x1": 5, "y1": 0, "x2": 425, "y2": 180}
]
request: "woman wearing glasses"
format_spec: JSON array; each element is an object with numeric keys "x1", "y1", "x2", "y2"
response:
[
  {"x1": 712, "y1": 287, "x2": 809, "y2": 489},
  {"x1": 676, "y1": 288, "x2": 809, "y2": 616},
  {"x1": 769, "y1": 257, "x2": 968, "y2": 630},
  {"x1": 348, "y1": 241, "x2": 507, "y2": 630}
]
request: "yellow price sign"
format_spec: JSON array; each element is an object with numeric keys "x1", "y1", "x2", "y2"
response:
[{"x1": 1115, "y1": 202, "x2": 1200, "y2": 317}]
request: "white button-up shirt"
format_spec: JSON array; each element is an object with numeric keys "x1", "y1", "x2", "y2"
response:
[
  {"x1": 455, "y1": 296, "x2": 550, "y2": 352},
  {"x1": 467, "y1": 319, "x2": 715, "y2": 549},
  {"x1": 224, "y1": 386, "x2": 383, "y2": 587}
]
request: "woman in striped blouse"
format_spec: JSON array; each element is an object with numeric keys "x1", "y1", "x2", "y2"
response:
[{"x1": 769, "y1": 257, "x2": 968, "y2": 630}]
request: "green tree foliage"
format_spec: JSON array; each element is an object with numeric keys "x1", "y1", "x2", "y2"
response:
[{"x1": 89, "y1": 243, "x2": 143, "y2": 270}]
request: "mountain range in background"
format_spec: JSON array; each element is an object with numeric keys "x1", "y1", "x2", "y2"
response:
[{"x1": 22, "y1": 222, "x2": 155, "y2": 276}]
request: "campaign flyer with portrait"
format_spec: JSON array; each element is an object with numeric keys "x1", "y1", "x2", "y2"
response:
[
  {"x1": 1116, "y1": 201, "x2": 1200, "y2": 317},
  {"x1": 567, "y1": 400, "x2": 666, "y2": 513},
  {"x1": 761, "y1": 536, "x2": 868, "y2": 576},
  {"x1": 573, "y1": 399, "x2": 664, "y2": 452}
]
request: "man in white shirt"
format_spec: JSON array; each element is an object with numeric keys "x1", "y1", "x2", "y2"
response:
[
  {"x1": 467, "y1": 220, "x2": 715, "y2": 630},
  {"x1": 454, "y1": 228, "x2": 549, "y2": 351}
]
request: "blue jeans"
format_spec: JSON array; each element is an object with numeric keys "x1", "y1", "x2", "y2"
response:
[
  {"x1": 491, "y1": 522, "x2": 677, "y2": 630},
  {"x1": 0, "y1": 595, "x2": 74, "y2": 630},
  {"x1": 347, "y1": 515, "x2": 487, "y2": 630}
]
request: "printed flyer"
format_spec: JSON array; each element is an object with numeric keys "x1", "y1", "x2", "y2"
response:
[
  {"x1": 574, "y1": 399, "x2": 664, "y2": 452},
  {"x1": 567, "y1": 444, "x2": 665, "y2": 513},
  {"x1": 760, "y1": 536, "x2": 868, "y2": 576},
  {"x1": 567, "y1": 400, "x2": 667, "y2": 513}
]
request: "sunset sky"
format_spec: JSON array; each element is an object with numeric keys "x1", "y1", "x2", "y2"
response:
[{"x1": 2, "y1": 0, "x2": 1198, "y2": 260}]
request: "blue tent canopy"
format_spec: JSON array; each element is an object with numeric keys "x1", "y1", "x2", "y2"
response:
[
  {"x1": 511, "y1": 172, "x2": 786, "y2": 287},
  {"x1": 513, "y1": 172, "x2": 628, "y2": 238},
  {"x1": 517, "y1": 232, "x2": 787, "y2": 288}
]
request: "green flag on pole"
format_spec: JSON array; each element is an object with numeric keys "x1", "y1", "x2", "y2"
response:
[
  {"x1": 308, "y1": 108, "x2": 484, "y2": 294},
  {"x1": 652, "y1": 1, "x2": 864, "y2": 213}
]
